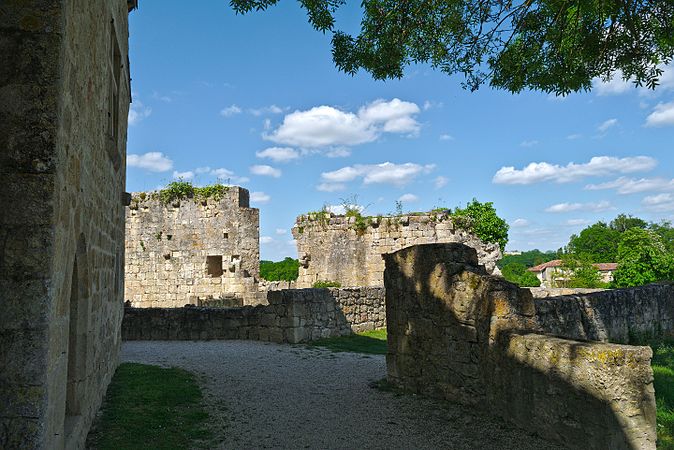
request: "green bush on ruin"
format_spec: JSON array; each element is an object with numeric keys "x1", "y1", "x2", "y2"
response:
[
  {"x1": 158, "y1": 181, "x2": 230, "y2": 205},
  {"x1": 312, "y1": 280, "x2": 342, "y2": 288}
]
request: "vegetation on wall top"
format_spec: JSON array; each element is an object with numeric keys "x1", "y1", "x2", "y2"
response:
[
  {"x1": 298, "y1": 198, "x2": 509, "y2": 250},
  {"x1": 131, "y1": 181, "x2": 231, "y2": 206}
]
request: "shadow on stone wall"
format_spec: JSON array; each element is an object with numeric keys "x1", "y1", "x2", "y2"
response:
[
  {"x1": 122, "y1": 287, "x2": 385, "y2": 343},
  {"x1": 384, "y1": 243, "x2": 656, "y2": 450}
]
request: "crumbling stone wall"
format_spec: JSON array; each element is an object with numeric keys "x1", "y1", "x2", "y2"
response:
[
  {"x1": 0, "y1": 1, "x2": 132, "y2": 448},
  {"x1": 125, "y1": 187, "x2": 262, "y2": 306},
  {"x1": 292, "y1": 212, "x2": 502, "y2": 288},
  {"x1": 122, "y1": 287, "x2": 385, "y2": 341},
  {"x1": 534, "y1": 283, "x2": 674, "y2": 344},
  {"x1": 384, "y1": 244, "x2": 658, "y2": 450}
]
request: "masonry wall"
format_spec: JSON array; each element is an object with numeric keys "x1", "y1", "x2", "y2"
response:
[
  {"x1": 122, "y1": 287, "x2": 385, "y2": 342},
  {"x1": 384, "y1": 244, "x2": 658, "y2": 450},
  {"x1": 0, "y1": 1, "x2": 131, "y2": 448},
  {"x1": 125, "y1": 187, "x2": 262, "y2": 307},
  {"x1": 292, "y1": 212, "x2": 502, "y2": 288},
  {"x1": 534, "y1": 283, "x2": 674, "y2": 344}
]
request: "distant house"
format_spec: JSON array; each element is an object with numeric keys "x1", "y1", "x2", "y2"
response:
[{"x1": 528, "y1": 260, "x2": 617, "y2": 287}]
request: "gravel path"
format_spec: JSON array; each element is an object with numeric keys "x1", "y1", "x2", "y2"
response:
[{"x1": 122, "y1": 341, "x2": 562, "y2": 450}]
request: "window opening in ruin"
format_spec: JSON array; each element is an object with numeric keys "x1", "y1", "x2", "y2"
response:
[
  {"x1": 223, "y1": 232, "x2": 229, "y2": 239},
  {"x1": 206, "y1": 255, "x2": 223, "y2": 277}
]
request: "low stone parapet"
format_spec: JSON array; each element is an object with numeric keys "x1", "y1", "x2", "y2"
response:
[
  {"x1": 122, "y1": 286, "x2": 385, "y2": 343},
  {"x1": 384, "y1": 243, "x2": 660, "y2": 450}
]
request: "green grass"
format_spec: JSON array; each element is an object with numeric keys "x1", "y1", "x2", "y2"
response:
[
  {"x1": 309, "y1": 328, "x2": 387, "y2": 355},
  {"x1": 87, "y1": 363, "x2": 212, "y2": 450},
  {"x1": 653, "y1": 342, "x2": 674, "y2": 449}
]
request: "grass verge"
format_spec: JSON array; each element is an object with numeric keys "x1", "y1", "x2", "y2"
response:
[
  {"x1": 653, "y1": 342, "x2": 674, "y2": 449},
  {"x1": 87, "y1": 363, "x2": 212, "y2": 450},
  {"x1": 309, "y1": 328, "x2": 387, "y2": 355}
]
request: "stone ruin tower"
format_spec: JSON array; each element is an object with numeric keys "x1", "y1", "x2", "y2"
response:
[
  {"x1": 292, "y1": 211, "x2": 502, "y2": 288},
  {"x1": 125, "y1": 186, "x2": 264, "y2": 307}
]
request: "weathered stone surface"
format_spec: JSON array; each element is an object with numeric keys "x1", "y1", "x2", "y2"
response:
[
  {"x1": 292, "y1": 213, "x2": 502, "y2": 288},
  {"x1": 384, "y1": 243, "x2": 658, "y2": 450},
  {"x1": 122, "y1": 287, "x2": 385, "y2": 342},
  {"x1": 0, "y1": 1, "x2": 131, "y2": 448},
  {"x1": 534, "y1": 283, "x2": 674, "y2": 344},
  {"x1": 125, "y1": 188, "x2": 262, "y2": 307}
]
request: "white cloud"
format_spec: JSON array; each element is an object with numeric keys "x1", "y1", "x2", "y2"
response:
[
  {"x1": 325, "y1": 204, "x2": 364, "y2": 215},
  {"x1": 316, "y1": 182, "x2": 346, "y2": 192},
  {"x1": 585, "y1": 177, "x2": 674, "y2": 195},
  {"x1": 250, "y1": 165, "x2": 281, "y2": 178},
  {"x1": 493, "y1": 156, "x2": 657, "y2": 185},
  {"x1": 593, "y1": 65, "x2": 674, "y2": 96},
  {"x1": 520, "y1": 140, "x2": 539, "y2": 147},
  {"x1": 566, "y1": 219, "x2": 592, "y2": 226},
  {"x1": 250, "y1": 191, "x2": 271, "y2": 203},
  {"x1": 433, "y1": 176, "x2": 448, "y2": 189},
  {"x1": 325, "y1": 147, "x2": 351, "y2": 158},
  {"x1": 645, "y1": 101, "x2": 674, "y2": 127},
  {"x1": 439, "y1": 134, "x2": 454, "y2": 141},
  {"x1": 195, "y1": 166, "x2": 212, "y2": 174},
  {"x1": 423, "y1": 100, "x2": 442, "y2": 110},
  {"x1": 511, "y1": 218, "x2": 530, "y2": 227},
  {"x1": 152, "y1": 91, "x2": 172, "y2": 103},
  {"x1": 321, "y1": 162, "x2": 435, "y2": 187},
  {"x1": 210, "y1": 167, "x2": 249, "y2": 184},
  {"x1": 127, "y1": 152, "x2": 173, "y2": 172},
  {"x1": 220, "y1": 104, "x2": 242, "y2": 117},
  {"x1": 545, "y1": 201, "x2": 613, "y2": 213},
  {"x1": 265, "y1": 98, "x2": 421, "y2": 148},
  {"x1": 128, "y1": 95, "x2": 152, "y2": 126},
  {"x1": 597, "y1": 118, "x2": 618, "y2": 133},
  {"x1": 248, "y1": 105, "x2": 284, "y2": 116},
  {"x1": 566, "y1": 133, "x2": 582, "y2": 140},
  {"x1": 172, "y1": 170, "x2": 194, "y2": 180},
  {"x1": 260, "y1": 236, "x2": 274, "y2": 244},
  {"x1": 255, "y1": 147, "x2": 300, "y2": 163},
  {"x1": 642, "y1": 193, "x2": 674, "y2": 212},
  {"x1": 275, "y1": 228, "x2": 287, "y2": 235},
  {"x1": 398, "y1": 193, "x2": 419, "y2": 203},
  {"x1": 593, "y1": 71, "x2": 633, "y2": 96}
]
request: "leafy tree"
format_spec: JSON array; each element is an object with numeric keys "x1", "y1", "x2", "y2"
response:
[
  {"x1": 501, "y1": 262, "x2": 541, "y2": 287},
  {"x1": 497, "y1": 249, "x2": 558, "y2": 269},
  {"x1": 452, "y1": 199, "x2": 509, "y2": 251},
  {"x1": 650, "y1": 220, "x2": 674, "y2": 253},
  {"x1": 231, "y1": 0, "x2": 674, "y2": 94},
  {"x1": 567, "y1": 222, "x2": 620, "y2": 262},
  {"x1": 560, "y1": 254, "x2": 605, "y2": 289},
  {"x1": 609, "y1": 214, "x2": 648, "y2": 233},
  {"x1": 613, "y1": 228, "x2": 674, "y2": 288},
  {"x1": 259, "y1": 257, "x2": 300, "y2": 281}
]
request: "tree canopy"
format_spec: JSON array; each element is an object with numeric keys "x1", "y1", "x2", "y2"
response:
[
  {"x1": 231, "y1": 0, "x2": 674, "y2": 94},
  {"x1": 260, "y1": 257, "x2": 300, "y2": 281},
  {"x1": 612, "y1": 228, "x2": 674, "y2": 287}
]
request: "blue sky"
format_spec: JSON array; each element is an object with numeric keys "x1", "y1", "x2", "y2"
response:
[{"x1": 127, "y1": 1, "x2": 674, "y2": 261}]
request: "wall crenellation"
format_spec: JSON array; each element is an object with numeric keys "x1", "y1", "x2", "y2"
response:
[
  {"x1": 125, "y1": 186, "x2": 263, "y2": 307},
  {"x1": 292, "y1": 212, "x2": 502, "y2": 288}
]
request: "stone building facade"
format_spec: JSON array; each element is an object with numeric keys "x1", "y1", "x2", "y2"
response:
[
  {"x1": 1, "y1": 1, "x2": 134, "y2": 448},
  {"x1": 125, "y1": 187, "x2": 263, "y2": 307},
  {"x1": 292, "y1": 212, "x2": 502, "y2": 288}
]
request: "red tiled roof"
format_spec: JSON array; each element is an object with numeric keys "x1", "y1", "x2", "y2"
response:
[
  {"x1": 528, "y1": 260, "x2": 562, "y2": 272},
  {"x1": 593, "y1": 263, "x2": 618, "y2": 271}
]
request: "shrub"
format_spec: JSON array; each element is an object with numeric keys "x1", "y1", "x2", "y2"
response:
[{"x1": 312, "y1": 280, "x2": 341, "y2": 288}]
